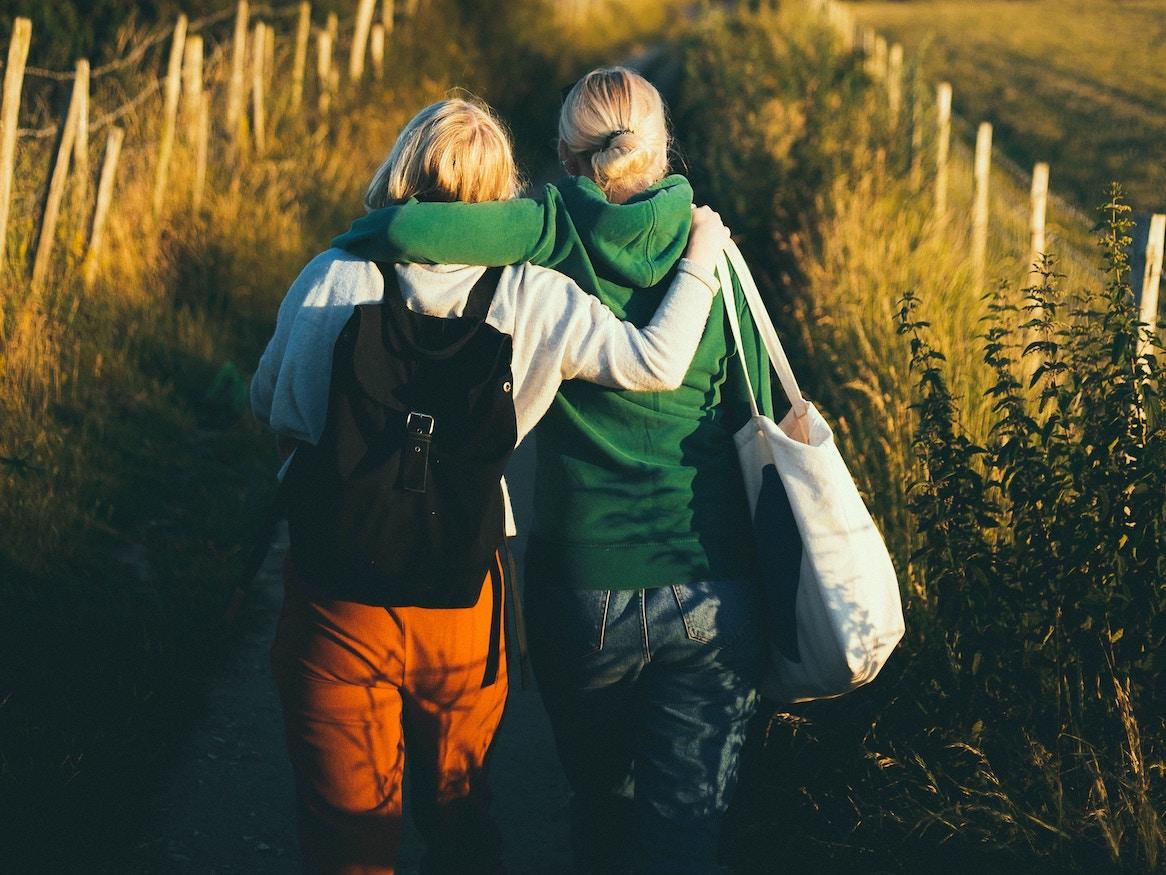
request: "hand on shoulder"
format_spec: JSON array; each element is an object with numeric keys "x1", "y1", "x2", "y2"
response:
[{"x1": 685, "y1": 205, "x2": 731, "y2": 269}]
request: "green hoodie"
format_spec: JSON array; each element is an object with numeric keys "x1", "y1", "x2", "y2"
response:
[{"x1": 333, "y1": 175, "x2": 776, "y2": 590}]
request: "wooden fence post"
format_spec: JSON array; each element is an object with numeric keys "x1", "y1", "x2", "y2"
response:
[
  {"x1": 383, "y1": 0, "x2": 395, "y2": 35},
  {"x1": 873, "y1": 35, "x2": 888, "y2": 82},
  {"x1": 935, "y1": 81, "x2": 952, "y2": 220},
  {"x1": 263, "y1": 19, "x2": 275, "y2": 94},
  {"x1": 252, "y1": 21, "x2": 267, "y2": 154},
  {"x1": 861, "y1": 27, "x2": 875, "y2": 75},
  {"x1": 31, "y1": 65, "x2": 87, "y2": 289},
  {"x1": 909, "y1": 90, "x2": 923, "y2": 188},
  {"x1": 72, "y1": 60, "x2": 90, "y2": 207},
  {"x1": 370, "y1": 23, "x2": 385, "y2": 80},
  {"x1": 839, "y1": 8, "x2": 855, "y2": 51},
  {"x1": 887, "y1": 43, "x2": 903, "y2": 123},
  {"x1": 0, "y1": 17, "x2": 32, "y2": 267},
  {"x1": 350, "y1": 0, "x2": 377, "y2": 82},
  {"x1": 327, "y1": 12, "x2": 339, "y2": 50},
  {"x1": 181, "y1": 30, "x2": 206, "y2": 210},
  {"x1": 291, "y1": 2, "x2": 311, "y2": 112},
  {"x1": 183, "y1": 35, "x2": 203, "y2": 127},
  {"x1": 226, "y1": 0, "x2": 250, "y2": 143},
  {"x1": 1029, "y1": 161, "x2": 1049, "y2": 272},
  {"x1": 972, "y1": 121, "x2": 993, "y2": 291},
  {"x1": 153, "y1": 15, "x2": 188, "y2": 217},
  {"x1": 326, "y1": 12, "x2": 339, "y2": 99},
  {"x1": 317, "y1": 26, "x2": 334, "y2": 114},
  {"x1": 1138, "y1": 214, "x2": 1165, "y2": 356},
  {"x1": 83, "y1": 126, "x2": 124, "y2": 286}
]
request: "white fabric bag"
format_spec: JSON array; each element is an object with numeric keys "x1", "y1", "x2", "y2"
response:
[{"x1": 718, "y1": 242, "x2": 904, "y2": 703}]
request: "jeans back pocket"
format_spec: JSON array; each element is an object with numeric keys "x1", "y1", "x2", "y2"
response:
[{"x1": 671, "y1": 579, "x2": 762, "y2": 650}]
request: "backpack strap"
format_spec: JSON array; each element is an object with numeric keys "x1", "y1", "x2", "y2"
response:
[
  {"x1": 503, "y1": 537, "x2": 532, "y2": 689},
  {"x1": 462, "y1": 265, "x2": 505, "y2": 318},
  {"x1": 480, "y1": 539, "x2": 532, "y2": 690},
  {"x1": 482, "y1": 550, "x2": 505, "y2": 688},
  {"x1": 375, "y1": 262, "x2": 504, "y2": 321}
]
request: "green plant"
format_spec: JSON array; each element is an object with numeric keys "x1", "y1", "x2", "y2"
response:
[
  {"x1": 677, "y1": 4, "x2": 1164, "y2": 870},
  {"x1": 894, "y1": 189, "x2": 1165, "y2": 868}
]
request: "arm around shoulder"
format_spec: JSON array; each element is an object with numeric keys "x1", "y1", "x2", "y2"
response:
[
  {"x1": 332, "y1": 190, "x2": 560, "y2": 266},
  {"x1": 508, "y1": 257, "x2": 717, "y2": 393}
]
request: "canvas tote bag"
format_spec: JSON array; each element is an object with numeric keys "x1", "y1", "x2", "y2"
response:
[{"x1": 718, "y1": 242, "x2": 904, "y2": 702}]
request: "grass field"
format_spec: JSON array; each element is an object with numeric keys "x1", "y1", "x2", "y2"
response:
[{"x1": 844, "y1": 0, "x2": 1166, "y2": 214}]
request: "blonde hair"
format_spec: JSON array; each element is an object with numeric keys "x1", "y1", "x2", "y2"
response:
[
  {"x1": 364, "y1": 98, "x2": 520, "y2": 209},
  {"x1": 559, "y1": 67, "x2": 670, "y2": 200}
]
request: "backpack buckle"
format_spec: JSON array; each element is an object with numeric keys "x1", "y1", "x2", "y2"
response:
[
  {"x1": 406, "y1": 412, "x2": 435, "y2": 435},
  {"x1": 402, "y1": 412, "x2": 435, "y2": 494}
]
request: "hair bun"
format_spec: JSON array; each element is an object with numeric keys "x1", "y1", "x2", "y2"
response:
[{"x1": 559, "y1": 66, "x2": 669, "y2": 197}]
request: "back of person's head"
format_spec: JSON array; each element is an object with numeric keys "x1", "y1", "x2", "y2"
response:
[
  {"x1": 365, "y1": 98, "x2": 519, "y2": 209},
  {"x1": 559, "y1": 67, "x2": 670, "y2": 202}
]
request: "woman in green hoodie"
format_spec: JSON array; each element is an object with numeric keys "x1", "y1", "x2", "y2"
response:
[{"x1": 335, "y1": 68, "x2": 780, "y2": 874}]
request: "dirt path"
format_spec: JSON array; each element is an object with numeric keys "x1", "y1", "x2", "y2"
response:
[
  {"x1": 130, "y1": 438, "x2": 573, "y2": 874},
  {"x1": 128, "y1": 44, "x2": 683, "y2": 874}
]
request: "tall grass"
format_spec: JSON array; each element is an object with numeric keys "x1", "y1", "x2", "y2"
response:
[
  {"x1": 0, "y1": 17, "x2": 453, "y2": 864},
  {"x1": 677, "y1": 4, "x2": 1164, "y2": 870},
  {"x1": 0, "y1": 0, "x2": 682, "y2": 866}
]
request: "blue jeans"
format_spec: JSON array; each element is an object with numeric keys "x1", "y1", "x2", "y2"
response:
[{"x1": 526, "y1": 580, "x2": 764, "y2": 874}]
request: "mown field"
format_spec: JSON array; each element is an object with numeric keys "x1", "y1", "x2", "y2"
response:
[{"x1": 844, "y1": 0, "x2": 1166, "y2": 214}]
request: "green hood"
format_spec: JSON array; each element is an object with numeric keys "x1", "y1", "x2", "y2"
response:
[
  {"x1": 331, "y1": 174, "x2": 693, "y2": 288},
  {"x1": 554, "y1": 176, "x2": 692, "y2": 286}
]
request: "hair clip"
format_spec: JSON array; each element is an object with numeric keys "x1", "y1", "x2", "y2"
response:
[{"x1": 603, "y1": 129, "x2": 633, "y2": 149}]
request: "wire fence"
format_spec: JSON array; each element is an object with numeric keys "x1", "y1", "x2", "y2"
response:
[
  {"x1": 2, "y1": 0, "x2": 1160, "y2": 325},
  {"x1": 0, "y1": 0, "x2": 408, "y2": 290},
  {"x1": 810, "y1": 0, "x2": 1164, "y2": 332}
]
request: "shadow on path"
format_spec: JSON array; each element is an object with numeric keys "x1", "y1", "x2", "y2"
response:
[{"x1": 130, "y1": 438, "x2": 573, "y2": 874}]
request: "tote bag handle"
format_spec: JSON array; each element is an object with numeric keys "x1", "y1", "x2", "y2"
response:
[{"x1": 717, "y1": 242, "x2": 809, "y2": 420}]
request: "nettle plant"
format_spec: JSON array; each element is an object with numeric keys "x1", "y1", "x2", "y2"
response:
[{"x1": 897, "y1": 186, "x2": 1165, "y2": 863}]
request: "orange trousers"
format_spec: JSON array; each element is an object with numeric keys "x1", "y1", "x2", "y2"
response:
[{"x1": 270, "y1": 556, "x2": 508, "y2": 875}]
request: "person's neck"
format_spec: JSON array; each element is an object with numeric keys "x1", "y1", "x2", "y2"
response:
[
  {"x1": 606, "y1": 185, "x2": 634, "y2": 205},
  {"x1": 563, "y1": 156, "x2": 648, "y2": 204},
  {"x1": 581, "y1": 173, "x2": 641, "y2": 205}
]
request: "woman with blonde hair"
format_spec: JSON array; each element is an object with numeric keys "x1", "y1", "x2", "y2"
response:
[
  {"x1": 336, "y1": 70, "x2": 780, "y2": 872},
  {"x1": 252, "y1": 96, "x2": 731, "y2": 874}
]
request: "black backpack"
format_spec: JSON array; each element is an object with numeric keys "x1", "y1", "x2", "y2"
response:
[{"x1": 283, "y1": 264, "x2": 517, "y2": 609}]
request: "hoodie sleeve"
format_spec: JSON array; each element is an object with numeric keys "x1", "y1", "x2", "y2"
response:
[
  {"x1": 488, "y1": 260, "x2": 719, "y2": 442},
  {"x1": 557, "y1": 260, "x2": 718, "y2": 389},
  {"x1": 250, "y1": 250, "x2": 384, "y2": 445},
  {"x1": 332, "y1": 187, "x2": 580, "y2": 269},
  {"x1": 330, "y1": 176, "x2": 696, "y2": 290}
]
